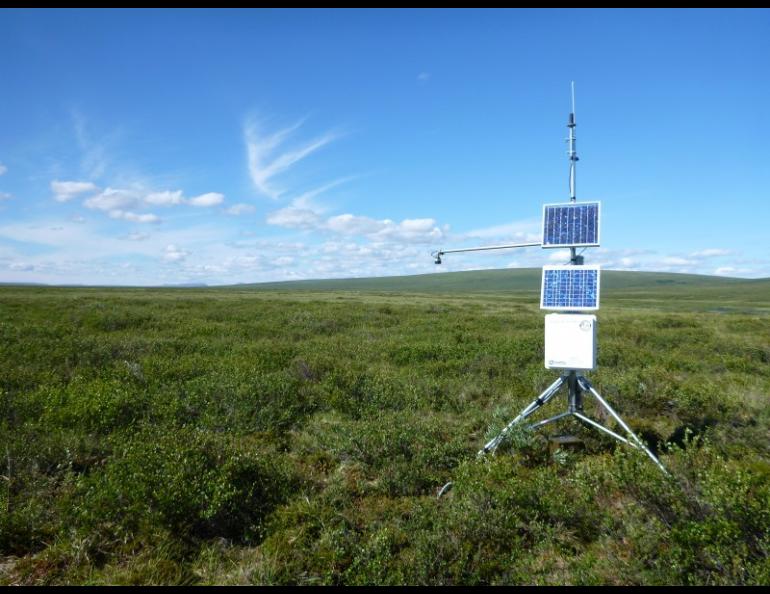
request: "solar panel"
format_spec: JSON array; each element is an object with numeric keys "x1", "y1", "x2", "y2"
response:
[
  {"x1": 542, "y1": 202, "x2": 600, "y2": 248},
  {"x1": 540, "y1": 265, "x2": 600, "y2": 310}
]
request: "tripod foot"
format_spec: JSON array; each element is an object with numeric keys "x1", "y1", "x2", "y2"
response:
[{"x1": 577, "y1": 375, "x2": 668, "y2": 475}]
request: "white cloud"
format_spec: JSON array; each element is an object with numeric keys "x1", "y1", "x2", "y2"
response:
[
  {"x1": 145, "y1": 190, "x2": 184, "y2": 206},
  {"x1": 0, "y1": 163, "x2": 7, "y2": 176},
  {"x1": 325, "y1": 213, "x2": 385, "y2": 235},
  {"x1": 417, "y1": 72, "x2": 431, "y2": 82},
  {"x1": 267, "y1": 207, "x2": 447, "y2": 244},
  {"x1": 123, "y1": 232, "x2": 149, "y2": 241},
  {"x1": 0, "y1": 218, "x2": 230, "y2": 285},
  {"x1": 84, "y1": 187, "x2": 140, "y2": 211},
  {"x1": 713, "y1": 266, "x2": 754, "y2": 276},
  {"x1": 188, "y1": 192, "x2": 224, "y2": 207},
  {"x1": 619, "y1": 257, "x2": 637, "y2": 267},
  {"x1": 267, "y1": 205, "x2": 321, "y2": 229},
  {"x1": 548, "y1": 250, "x2": 572, "y2": 262},
  {"x1": 371, "y1": 218, "x2": 446, "y2": 243},
  {"x1": 81, "y1": 186, "x2": 225, "y2": 220},
  {"x1": 224, "y1": 203, "x2": 256, "y2": 216},
  {"x1": 3, "y1": 213, "x2": 767, "y2": 285},
  {"x1": 109, "y1": 210, "x2": 160, "y2": 224},
  {"x1": 0, "y1": 192, "x2": 12, "y2": 201},
  {"x1": 661, "y1": 256, "x2": 694, "y2": 267},
  {"x1": 51, "y1": 180, "x2": 98, "y2": 202},
  {"x1": 264, "y1": 177, "x2": 354, "y2": 229},
  {"x1": 462, "y1": 218, "x2": 542, "y2": 243},
  {"x1": 244, "y1": 117, "x2": 337, "y2": 199},
  {"x1": 690, "y1": 248, "x2": 731, "y2": 258},
  {"x1": 714, "y1": 267, "x2": 736, "y2": 276},
  {"x1": 163, "y1": 244, "x2": 190, "y2": 262}
]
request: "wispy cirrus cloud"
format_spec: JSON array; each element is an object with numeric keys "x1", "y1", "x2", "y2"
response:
[
  {"x1": 244, "y1": 117, "x2": 338, "y2": 199},
  {"x1": 72, "y1": 111, "x2": 113, "y2": 180},
  {"x1": 0, "y1": 163, "x2": 7, "y2": 176}
]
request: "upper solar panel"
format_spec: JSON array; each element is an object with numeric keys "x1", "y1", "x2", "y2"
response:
[
  {"x1": 542, "y1": 201, "x2": 600, "y2": 248},
  {"x1": 540, "y1": 265, "x2": 601, "y2": 311}
]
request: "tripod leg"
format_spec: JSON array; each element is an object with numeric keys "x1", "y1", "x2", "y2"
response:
[
  {"x1": 527, "y1": 410, "x2": 572, "y2": 431},
  {"x1": 572, "y1": 412, "x2": 632, "y2": 445},
  {"x1": 577, "y1": 376, "x2": 668, "y2": 474},
  {"x1": 478, "y1": 376, "x2": 566, "y2": 456}
]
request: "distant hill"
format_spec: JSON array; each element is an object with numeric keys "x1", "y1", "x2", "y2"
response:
[
  {"x1": 2, "y1": 270, "x2": 767, "y2": 309},
  {"x1": 225, "y1": 269, "x2": 770, "y2": 312}
]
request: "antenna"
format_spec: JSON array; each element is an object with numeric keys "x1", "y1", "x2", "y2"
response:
[
  {"x1": 568, "y1": 81, "x2": 580, "y2": 265},
  {"x1": 569, "y1": 80, "x2": 578, "y2": 204},
  {"x1": 433, "y1": 84, "x2": 666, "y2": 497}
]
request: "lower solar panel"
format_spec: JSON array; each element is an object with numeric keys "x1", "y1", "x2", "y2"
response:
[{"x1": 540, "y1": 265, "x2": 600, "y2": 310}]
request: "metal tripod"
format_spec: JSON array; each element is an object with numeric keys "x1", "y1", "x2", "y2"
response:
[
  {"x1": 475, "y1": 84, "x2": 664, "y2": 473},
  {"x1": 478, "y1": 370, "x2": 667, "y2": 473},
  {"x1": 436, "y1": 370, "x2": 666, "y2": 497}
]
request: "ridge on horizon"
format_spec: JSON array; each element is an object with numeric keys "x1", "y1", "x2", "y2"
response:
[{"x1": 4, "y1": 268, "x2": 767, "y2": 290}]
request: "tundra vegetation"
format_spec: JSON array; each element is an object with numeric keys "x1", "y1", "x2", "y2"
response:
[{"x1": 1, "y1": 270, "x2": 769, "y2": 585}]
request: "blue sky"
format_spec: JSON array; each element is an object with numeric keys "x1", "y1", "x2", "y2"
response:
[{"x1": 1, "y1": 8, "x2": 768, "y2": 285}]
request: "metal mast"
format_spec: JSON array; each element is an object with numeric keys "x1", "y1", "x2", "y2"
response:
[{"x1": 566, "y1": 81, "x2": 582, "y2": 416}]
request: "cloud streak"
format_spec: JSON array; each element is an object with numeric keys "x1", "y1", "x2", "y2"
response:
[
  {"x1": 72, "y1": 111, "x2": 111, "y2": 180},
  {"x1": 244, "y1": 117, "x2": 337, "y2": 199}
]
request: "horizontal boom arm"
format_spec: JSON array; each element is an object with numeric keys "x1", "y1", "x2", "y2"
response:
[{"x1": 432, "y1": 241, "x2": 541, "y2": 264}]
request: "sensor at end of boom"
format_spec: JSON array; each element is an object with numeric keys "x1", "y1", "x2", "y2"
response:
[{"x1": 432, "y1": 251, "x2": 443, "y2": 265}]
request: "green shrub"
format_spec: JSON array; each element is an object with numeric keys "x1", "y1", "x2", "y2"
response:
[{"x1": 69, "y1": 429, "x2": 296, "y2": 546}]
